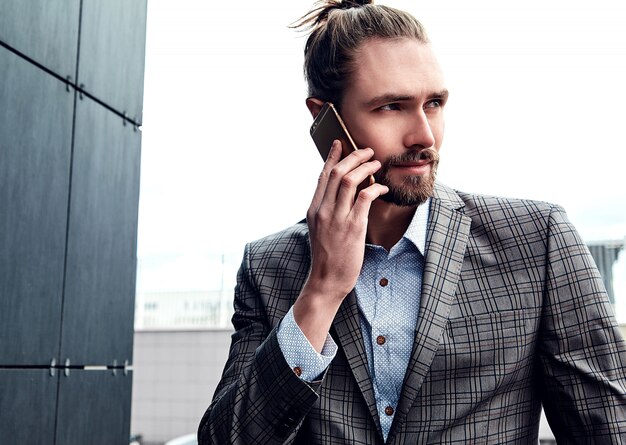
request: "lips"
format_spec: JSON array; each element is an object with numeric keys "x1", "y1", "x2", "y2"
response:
[
  {"x1": 388, "y1": 148, "x2": 439, "y2": 167},
  {"x1": 390, "y1": 163, "x2": 432, "y2": 177},
  {"x1": 392, "y1": 158, "x2": 431, "y2": 168},
  {"x1": 376, "y1": 148, "x2": 440, "y2": 183}
]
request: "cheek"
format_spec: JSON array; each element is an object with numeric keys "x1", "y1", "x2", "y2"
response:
[
  {"x1": 349, "y1": 122, "x2": 387, "y2": 151},
  {"x1": 361, "y1": 131, "x2": 395, "y2": 159},
  {"x1": 341, "y1": 114, "x2": 369, "y2": 149}
]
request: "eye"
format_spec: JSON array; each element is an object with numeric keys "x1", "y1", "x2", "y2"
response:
[
  {"x1": 426, "y1": 94, "x2": 448, "y2": 109},
  {"x1": 425, "y1": 99, "x2": 442, "y2": 109},
  {"x1": 378, "y1": 103, "x2": 400, "y2": 111}
]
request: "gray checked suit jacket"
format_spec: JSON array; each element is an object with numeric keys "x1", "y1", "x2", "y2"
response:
[{"x1": 198, "y1": 183, "x2": 626, "y2": 444}]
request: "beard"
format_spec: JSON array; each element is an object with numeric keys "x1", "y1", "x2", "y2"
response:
[{"x1": 374, "y1": 148, "x2": 439, "y2": 207}]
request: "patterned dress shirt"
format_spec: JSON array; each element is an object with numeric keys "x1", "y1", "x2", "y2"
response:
[{"x1": 277, "y1": 199, "x2": 430, "y2": 441}]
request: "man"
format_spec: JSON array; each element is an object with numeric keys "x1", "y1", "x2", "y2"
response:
[{"x1": 199, "y1": 1, "x2": 626, "y2": 443}]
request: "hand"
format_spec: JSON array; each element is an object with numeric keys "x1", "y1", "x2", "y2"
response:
[{"x1": 293, "y1": 140, "x2": 388, "y2": 351}]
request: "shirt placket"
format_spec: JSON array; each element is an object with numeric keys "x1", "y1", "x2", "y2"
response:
[{"x1": 371, "y1": 253, "x2": 397, "y2": 435}]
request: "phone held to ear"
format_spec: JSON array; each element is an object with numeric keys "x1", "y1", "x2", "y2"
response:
[
  {"x1": 310, "y1": 102, "x2": 358, "y2": 160},
  {"x1": 310, "y1": 102, "x2": 375, "y2": 185}
]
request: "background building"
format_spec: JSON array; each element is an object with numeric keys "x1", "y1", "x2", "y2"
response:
[
  {"x1": 588, "y1": 240, "x2": 625, "y2": 304},
  {"x1": 0, "y1": 1, "x2": 146, "y2": 443}
]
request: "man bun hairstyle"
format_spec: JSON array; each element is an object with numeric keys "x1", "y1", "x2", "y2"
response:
[{"x1": 292, "y1": 0, "x2": 429, "y2": 108}]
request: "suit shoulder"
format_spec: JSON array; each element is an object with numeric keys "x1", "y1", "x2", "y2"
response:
[
  {"x1": 245, "y1": 220, "x2": 310, "y2": 263},
  {"x1": 456, "y1": 190, "x2": 559, "y2": 218},
  {"x1": 240, "y1": 222, "x2": 311, "y2": 313},
  {"x1": 451, "y1": 190, "x2": 569, "y2": 240}
]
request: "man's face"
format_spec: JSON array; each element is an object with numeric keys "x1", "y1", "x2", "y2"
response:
[{"x1": 339, "y1": 38, "x2": 447, "y2": 206}]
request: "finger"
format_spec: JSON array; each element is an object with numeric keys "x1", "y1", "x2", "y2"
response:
[
  {"x1": 320, "y1": 147, "x2": 375, "y2": 208},
  {"x1": 309, "y1": 140, "x2": 342, "y2": 214},
  {"x1": 349, "y1": 183, "x2": 390, "y2": 221},
  {"x1": 334, "y1": 159, "x2": 383, "y2": 214}
]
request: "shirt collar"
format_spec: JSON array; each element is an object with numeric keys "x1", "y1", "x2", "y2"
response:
[{"x1": 403, "y1": 198, "x2": 430, "y2": 256}]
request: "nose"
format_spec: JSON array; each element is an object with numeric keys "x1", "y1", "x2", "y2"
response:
[{"x1": 403, "y1": 110, "x2": 436, "y2": 149}]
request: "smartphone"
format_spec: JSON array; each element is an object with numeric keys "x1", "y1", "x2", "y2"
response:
[
  {"x1": 310, "y1": 102, "x2": 359, "y2": 160},
  {"x1": 310, "y1": 102, "x2": 375, "y2": 186}
]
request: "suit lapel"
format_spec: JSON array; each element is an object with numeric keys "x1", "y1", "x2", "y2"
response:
[
  {"x1": 331, "y1": 290, "x2": 383, "y2": 435},
  {"x1": 388, "y1": 184, "x2": 471, "y2": 440}
]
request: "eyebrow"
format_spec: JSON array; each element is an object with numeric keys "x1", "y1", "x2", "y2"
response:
[{"x1": 364, "y1": 89, "x2": 449, "y2": 108}]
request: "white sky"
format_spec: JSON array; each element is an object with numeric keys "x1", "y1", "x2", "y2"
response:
[{"x1": 137, "y1": 0, "x2": 626, "y2": 320}]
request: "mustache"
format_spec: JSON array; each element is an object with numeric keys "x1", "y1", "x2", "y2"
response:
[{"x1": 386, "y1": 147, "x2": 440, "y2": 166}]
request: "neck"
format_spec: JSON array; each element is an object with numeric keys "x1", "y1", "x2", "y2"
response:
[{"x1": 366, "y1": 199, "x2": 417, "y2": 251}]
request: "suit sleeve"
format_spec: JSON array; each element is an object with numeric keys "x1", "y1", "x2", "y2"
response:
[
  {"x1": 197, "y1": 243, "x2": 323, "y2": 445},
  {"x1": 277, "y1": 307, "x2": 338, "y2": 382},
  {"x1": 538, "y1": 205, "x2": 626, "y2": 441}
]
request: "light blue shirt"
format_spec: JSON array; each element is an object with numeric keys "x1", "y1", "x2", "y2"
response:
[{"x1": 277, "y1": 199, "x2": 430, "y2": 440}]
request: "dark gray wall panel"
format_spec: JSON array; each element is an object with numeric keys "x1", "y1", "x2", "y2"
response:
[
  {"x1": 0, "y1": 0, "x2": 80, "y2": 79},
  {"x1": 60, "y1": 97, "x2": 140, "y2": 365},
  {"x1": 0, "y1": 369, "x2": 58, "y2": 442},
  {"x1": 56, "y1": 369, "x2": 132, "y2": 445},
  {"x1": 78, "y1": 0, "x2": 147, "y2": 124},
  {"x1": 0, "y1": 47, "x2": 74, "y2": 366}
]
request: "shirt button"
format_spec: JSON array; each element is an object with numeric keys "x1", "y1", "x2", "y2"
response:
[
  {"x1": 384, "y1": 406, "x2": 394, "y2": 416},
  {"x1": 379, "y1": 278, "x2": 389, "y2": 287},
  {"x1": 293, "y1": 366, "x2": 302, "y2": 377},
  {"x1": 376, "y1": 335, "x2": 386, "y2": 345}
]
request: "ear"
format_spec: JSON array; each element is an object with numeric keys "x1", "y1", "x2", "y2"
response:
[{"x1": 306, "y1": 97, "x2": 325, "y2": 119}]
